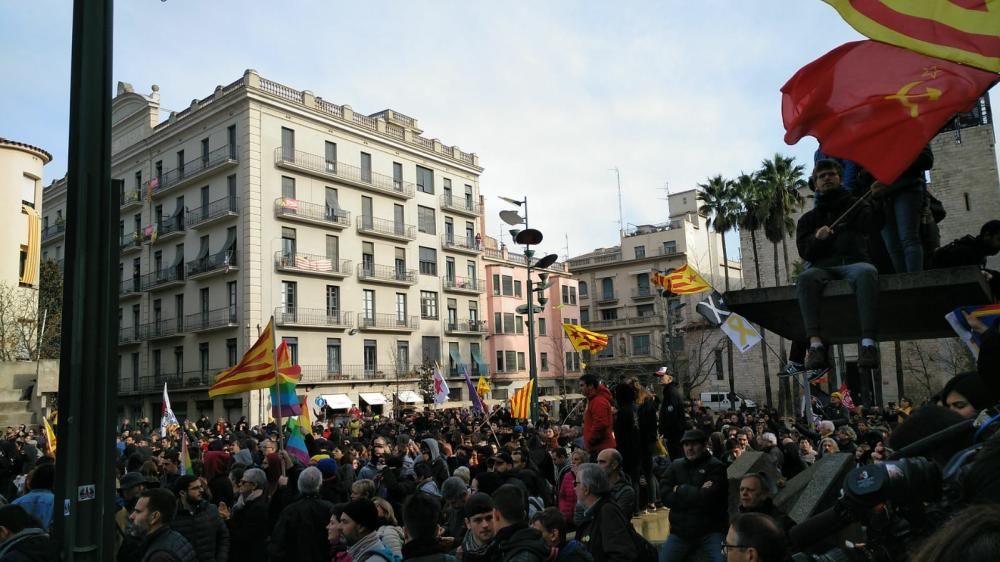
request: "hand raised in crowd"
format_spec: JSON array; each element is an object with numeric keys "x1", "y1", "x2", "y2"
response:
[{"x1": 815, "y1": 225, "x2": 835, "y2": 240}]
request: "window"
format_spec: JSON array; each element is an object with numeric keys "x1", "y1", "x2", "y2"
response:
[
  {"x1": 363, "y1": 289, "x2": 375, "y2": 320},
  {"x1": 566, "y1": 352, "x2": 581, "y2": 372},
  {"x1": 421, "y1": 291, "x2": 438, "y2": 319},
  {"x1": 570, "y1": 286, "x2": 577, "y2": 304},
  {"x1": 513, "y1": 280, "x2": 522, "y2": 298},
  {"x1": 416, "y1": 165, "x2": 434, "y2": 194},
  {"x1": 494, "y1": 312, "x2": 502, "y2": 334},
  {"x1": 326, "y1": 235, "x2": 339, "y2": 263},
  {"x1": 515, "y1": 315, "x2": 524, "y2": 334},
  {"x1": 417, "y1": 206, "x2": 436, "y2": 234},
  {"x1": 199, "y1": 342, "x2": 209, "y2": 376},
  {"x1": 492, "y1": 274, "x2": 501, "y2": 295},
  {"x1": 598, "y1": 337, "x2": 614, "y2": 358},
  {"x1": 496, "y1": 351, "x2": 505, "y2": 372},
  {"x1": 153, "y1": 349, "x2": 162, "y2": 379},
  {"x1": 226, "y1": 338, "x2": 238, "y2": 366},
  {"x1": 562, "y1": 285, "x2": 570, "y2": 304},
  {"x1": 393, "y1": 162, "x2": 403, "y2": 191},
  {"x1": 715, "y1": 348, "x2": 724, "y2": 381},
  {"x1": 395, "y1": 247, "x2": 406, "y2": 279},
  {"x1": 176, "y1": 150, "x2": 185, "y2": 176},
  {"x1": 281, "y1": 127, "x2": 295, "y2": 160},
  {"x1": 325, "y1": 141, "x2": 337, "y2": 173},
  {"x1": 601, "y1": 278, "x2": 615, "y2": 300},
  {"x1": 444, "y1": 217, "x2": 454, "y2": 242},
  {"x1": 227, "y1": 125, "x2": 237, "y2": 158},
  {"x1": 135, "y1": 170, "x2": 142, "y2": 190},
  {"x1": 327, "y1": 338, "x2": 342, "y2": 374},
  {"x1": 448, "y1": 342, "x2": 460, "y2": 375},
  {"x1": 538, "y1": 318, "x2": 547, "y2": 336},
  {"x1": 579, "y1": 281, "x2": 588, "y2": 298},
  {"x1": 502, "y1": 275, "x2": 513, "y2": 296},
  {"x1": 155, "y1": 160, "x2": 163, "y2": 181},
  {"x1": 325, "y1": 188, "x2": 339, "y2": 220},
  {"x1": 503, "y1": 313, "x2": 515, "y2": 334},
  {"x1": 662, "y1": 240, "x2": 677, "y2": 255},
  {"x1": 600, "y1": 308, "x2": 618, "y2": 320},
  {"x1": 516, "y1": 352, "x2": 525, "y2": 371},
  {"x1": 540, "y1": 352, "x2": 548, "y2": 371},
  {"x1": 447, "y1": 298, "x2": 458, "y2": 326},
  {"x1": 632, "y1": 334, "x2": 651, "y2": 356},
  {"x1": 469, "y1": 300, "x2": 479, "y2": 323},
  {"x1": 200, "y1": 138, "x2": 209, "y2": 165},
  {"x1": 396, "y1": 293, "x2": 407, "y2": 322},
  {"x1": 281, "y1": 176, "x2": 296, "y2": 199},
  {"x1": 637, "y1": 304, "x2": 656, "y2": 317},
  {"x1": 360, "y1": 152, "x2": 372, "y2": 183},
  {"x1": 419, "y1": 247, "x2": 437, "y2": 275},
  {"x1": 465, "y1": 184, "x2": 474, "y2": 210},
  {"x1": 174, "y1": 346, "x2": 184, "y2": 378},
  {"x1": 282, "y1": 337, "x2": 298, "y2": 365},
  {"x1": 445, "y1": 257, "x2": 456, "y2": 281},
  {"x1": 634, "y1": 245, "x2": 645, "y2": 259},
  {"x1": 282, "y1": 281, "x2": 297, "y2": 313},
  {"x1": 362, "y1": 242, "x2": 374, "y2": 274},
  {"x1": 364, "y1": 340, "x2": 377, "y2": 374},
  {"x1": 281, "y1": 227, "x2": 296, "y2": 257},
  {"x1": 326, "y1": 286, "x2": 340, "y2": 317},
  {"x1": 396, "y1": 341, "x2": 409, "y2": 373}
]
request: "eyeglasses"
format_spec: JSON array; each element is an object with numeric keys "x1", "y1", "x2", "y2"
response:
[{"x1": 721, "y1": 544, "x2": 751, "y2": 555}]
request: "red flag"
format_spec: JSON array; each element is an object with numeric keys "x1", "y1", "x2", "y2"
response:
[{"x1": 782, "y1": 40, "x2": 997, "y2": 183}]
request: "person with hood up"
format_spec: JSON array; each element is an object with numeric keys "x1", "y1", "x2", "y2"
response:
[
  {"x1": 202, "y1": 450, "x2": 234, "y2": 509},
  {"x1": 578, "y1": 375, "x2": 615, "y2": 460},
  {"x1": 490, "y1": 485, "x2": 551, "y2": 562},
  {"x1": 0, "y1": 504, "x2": 58, "y2": 561},
  {"x1": 417, "y1": 438, "x2": 450, "y2": 487}
]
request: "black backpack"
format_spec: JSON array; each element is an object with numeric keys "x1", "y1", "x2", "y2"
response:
[{"x1": 585, "y1": 499, "x2": 657, "y2": 562}]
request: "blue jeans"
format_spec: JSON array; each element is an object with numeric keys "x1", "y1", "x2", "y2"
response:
[
  {"x1": 797, "y1": 262, "x2": 879, "y2": 340},
  {"x1": 881, "y1": 186, "x2": 925, "y2": 273},
  {"x1": 659, "y1": 532, "x2": 724, "y2": 562}
]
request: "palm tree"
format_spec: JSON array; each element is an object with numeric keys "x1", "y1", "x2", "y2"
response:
[
  {"x1": 760, "y1": 154, "x2": 806, "y2": 286},
  {"x1": 733, "y1": 172, "x2": 768, "y2": 289},
  {"x1": 697, "y1": 174, "x2": 738, "y2": 292}
]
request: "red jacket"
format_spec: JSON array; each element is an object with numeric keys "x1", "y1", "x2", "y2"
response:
[{"x1": 583, "y1": 385, "x2": 616, "y2": 453}]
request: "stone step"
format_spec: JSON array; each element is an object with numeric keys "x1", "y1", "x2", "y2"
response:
[
  {"x1": 0, "y1": 402, "x2": 29, "y2": 413},
  {"x1": 0, "y1": 412, "x2": 35, "y2": 426}
]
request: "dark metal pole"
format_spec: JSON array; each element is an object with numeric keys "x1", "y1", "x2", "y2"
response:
[
  {"x1": 54, "y1": 0, "x2": 117, "y2": 558},
  {"x1": 523, "y1": 197, "x2": 539, "y2": 422}
]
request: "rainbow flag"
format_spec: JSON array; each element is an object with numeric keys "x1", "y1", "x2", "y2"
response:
[
  {"x1": 510, "y1": 379, "x2": 535, "y2": 419},
  {"x1": 269, "y1": 340, "x2": 302, "y2": 418},
  {"x1": 180, "y1": 433, "x2": 193, "y2": 476},
  {"x1": 285, "y1": 416, "x2": 310, "y2": 465},
  {"x1": 298, "y1": 396, "x2": 312, "y2": 433}
]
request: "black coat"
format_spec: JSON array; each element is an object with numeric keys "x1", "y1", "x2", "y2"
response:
[
  {"x1": 0, "y1": 528, "x2": 59, "y2": 562},
  {"x1": 659, "y1": 452, "x2": 728, "y2": 539},
  {"x1": 574, "y1": 497, "x2": 637, "y2": 562},
  {"x1": 227, "y1": 494, "x2": 269, "y2": 562},
  {"x1": 267, "y1": 493, "x2": 334, "y2": 562},
  {"x1": 612, "y1": 402, "x2": 640, "y2": 475},
  {"x1": 171, "y1": 500, "x2": 229, "y2": 562},
  {"x1": 796, "y1": 188, "x2": 873, "y2": 267}
]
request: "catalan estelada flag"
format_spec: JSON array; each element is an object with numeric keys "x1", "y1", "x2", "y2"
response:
[
  {"x1": 269, "y1": 340, "x2": 302, "y2": 418},
  {"x1": 823, "y1": 0, "x2": 1000, "y2": 73},
  {"x1": 510, "y1": 379, "x2": 534, "y2": 419},
  {"x1": 657, "y1": 264, "x2": 712, "y2": 295},
  {"x1": 209, "y1": 318, "x2": 278, "y2": 397},
  {"x1": 562, "y1": 324, "x2": 609, "y2": 353}
]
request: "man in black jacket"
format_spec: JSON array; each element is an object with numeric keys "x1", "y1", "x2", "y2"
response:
[
  {"x1": 931, "y1": 219, "x2": 1000, "y2": 297},
  {"x1": 491, "y1": 484, "x2": 551, "y2": 562},
  {"x1": 659, "y1": 430, "x2": 728, "y2": 562},
  {"x1": 171, "y1": 475, "x2": 229, "y2": 562},
  {"x1": 129, "y1": 488, "x2": 197, "y2": 562},
  {"x1": 268, "y1": 467, "x2": 334, "y2": 562},
  {"x1": 656, "y1": 367, "x2": 686, "y2": 461},
  {"x1": 220, "y1": 468, "x2": 268, "y2": 562},
  {"x1": 574, "y1": 463, "x2": 637, "y2": 562},
  {"x1": 796, "y1": 159, "x2": 880, "y2": 371}
]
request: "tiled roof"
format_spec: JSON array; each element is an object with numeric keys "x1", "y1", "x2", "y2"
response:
[{"x1": 0, "y1": 137, "x2": 52, "y2": 163}]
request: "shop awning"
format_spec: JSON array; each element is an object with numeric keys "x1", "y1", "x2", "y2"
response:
[
  {"x1": 320, "y1": 394, "x2": 352, "y2": 410},
  {"x1": 359, "y1": 392, "x2": 386, "y2": 405},
  {"x1": 397, "y1": 390, "x2": 423, "y2": 404}
]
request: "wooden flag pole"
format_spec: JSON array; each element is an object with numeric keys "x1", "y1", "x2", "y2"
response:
[
  {"x1": 829, "y1": 189, "x2": 872, "y2": 230},
  {"x1": 269, "y1": 317, "x2": 288, "y2": 476}
]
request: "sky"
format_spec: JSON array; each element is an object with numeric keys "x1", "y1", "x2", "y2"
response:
[{"x1": 2, "y1": 1, "x2": 996, "y2": 260}]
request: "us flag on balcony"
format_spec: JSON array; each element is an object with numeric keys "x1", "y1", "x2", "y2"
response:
[{"x1": 562, "y1": 323, "x2": 609, "y2": 353}]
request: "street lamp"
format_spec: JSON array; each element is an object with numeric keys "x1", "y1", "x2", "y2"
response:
[{"x1": 499, "y1": 196, "x2": 557, "y2": 423}]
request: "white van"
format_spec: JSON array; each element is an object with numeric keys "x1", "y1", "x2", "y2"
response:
[{"x1": 700, "y1": 391, "x2": 757, "y2": 412}]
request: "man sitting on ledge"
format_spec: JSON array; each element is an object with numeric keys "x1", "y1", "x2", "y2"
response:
[{"x1": 796, "y1": 158, "x2": 879, "y2": 370}]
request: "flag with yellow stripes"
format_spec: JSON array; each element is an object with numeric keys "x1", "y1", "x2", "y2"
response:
[
  {"x1": 655, "y1": 264, "x2": 712, "y2": 295},
  {"x1": 562, "y1": 323, "x2": 609, "y2": 353},
  {"x1": 209, "y1": 318, "x2": 278, "y2": 397},
  {"x1": 510, "y1": 379, "x2": 535, "y2": 419}
]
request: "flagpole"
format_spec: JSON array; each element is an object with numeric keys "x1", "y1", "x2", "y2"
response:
[{"x1": 269, "y1": 317, "x2": 287, "y2": 475}]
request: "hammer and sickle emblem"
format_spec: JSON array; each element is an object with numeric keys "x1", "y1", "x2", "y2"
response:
[{"x1": 885, "y1": 81, "x2": 943, "y2": 118}]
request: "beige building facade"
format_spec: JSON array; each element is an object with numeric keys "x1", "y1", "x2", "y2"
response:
[
  {"x1": 43, "y1": 70, "x2": 486, "y2": 425},
  {"x1": 1, "y1": 138, "x2": 50, "y2": 293}
]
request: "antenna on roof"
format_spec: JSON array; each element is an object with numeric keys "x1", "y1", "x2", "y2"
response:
[
  {"x1": 610, "y1": 167, "x2": 624, "y2": 238},
  {"x1": 658, "y1": 181, "x2": 671, "y2": 219}
]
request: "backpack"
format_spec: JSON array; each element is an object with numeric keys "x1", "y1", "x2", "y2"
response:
[{"x1": 586, "y1": 500, "x2": 657, "y2": 562}]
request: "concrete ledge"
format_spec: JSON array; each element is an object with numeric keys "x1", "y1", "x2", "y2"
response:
[{"x1": 725, "y1": 267, "x2": 992, "y2": 343}]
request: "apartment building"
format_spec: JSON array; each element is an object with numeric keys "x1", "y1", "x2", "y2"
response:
[
  {"x1": 1, "y1": 138, "x2": 51, "y2": 296},
  {"x1": 568, "y1": 190, "x2": 741, "y2": 385},
  {"x1": 43, "y1": 70, "x2": 486, "y2": 425},
  {"x1": 481, "y1": 237, "x2": 582, "y2": 416}
]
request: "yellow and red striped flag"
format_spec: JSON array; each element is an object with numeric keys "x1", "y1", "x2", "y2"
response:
[
  {"x1": 209, "y1": 318, "x2": 278, "y2": 397},
  {"x1": 562, "y1": 323, "x2": 609, "y2": 353},
  {"x1": 656, "y1": 264, "x2": 712, "y2": 295},
  {"x1": 43, "y1": 414, "x2": 57, "y2": 458},
  {"x1": 510, "y1": 379, "x2": 535, "y2": 419}
]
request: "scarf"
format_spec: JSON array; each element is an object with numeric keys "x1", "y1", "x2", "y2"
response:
[{"x1": 233, "y1": 489, "x2": 263, "y2": 513}]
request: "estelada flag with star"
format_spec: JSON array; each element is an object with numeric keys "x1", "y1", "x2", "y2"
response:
[
  {"x1": 823, "y1": 0, "x2": 1000, "y2": 73},
  {"x1": 654, "y1": 264, "x2": 712, "y2": 295},
  {"x1": 562, "y1": 323, "x2": 609, "y2": 353},
  {"x1": 782, "y1": 40, "x2": 997, "y2": 184}
]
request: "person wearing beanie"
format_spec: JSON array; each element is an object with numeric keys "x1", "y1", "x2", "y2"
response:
[
  {"x1": 316, "y1": 458, "x2": 340, "y2": 503},
  {"x1": 268, "y1": 466, "x2": 335, "y2": 562},
  {"x1": 659, "y1": 430, "x2": 728, "y2": 562},
  {"x1": 457, "y1": 492, "x2": 498, "y2": 562},
  {"x1": 823, "y1": 392, "x2": 850, "y2": 427},
  {"x1": 340, "y1": 499, "x2": 394, "y2": 562}
]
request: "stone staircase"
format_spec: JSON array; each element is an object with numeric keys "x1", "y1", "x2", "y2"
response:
[{"x1": 0, "y1": 372, "x2": 36, "y2": 427}]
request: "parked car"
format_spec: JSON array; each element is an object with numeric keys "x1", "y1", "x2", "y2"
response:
[{"x1": 700, "y1": 391, "x2": 757, "y2": 412}]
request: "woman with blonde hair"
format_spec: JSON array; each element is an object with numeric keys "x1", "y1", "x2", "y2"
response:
[{"x1": 373, "y1": 496, "x2": 405, "y2": 557}]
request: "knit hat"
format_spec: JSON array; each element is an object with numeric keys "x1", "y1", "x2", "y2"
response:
[
  {"x1": 464, "y1": 492, "x2": 494, "y2": 518},
  {"x1": 316, "y1": 458, "x2": 338, "y2": 479},
  {"x1": 830, "y1": 392, "x2": 843, "y2": 400},
  {"x1": 342, "y1": 499, "x2": 379, "y2": 531}
]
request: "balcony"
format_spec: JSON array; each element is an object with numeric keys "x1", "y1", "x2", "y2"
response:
[
  {"x1": 120, "y1": 371, "x2": 214, "y2": 395},
  {"x1": 441, "y1": 235, "x2": 482, "y2": 255},
  {"x1": 299, "y1": 364, "x2": 390, "y2": 383},
  {"x1": 275, "y1": 252, "x2": 351, "y2": 279},
  {"x1": 152, "y1": 216, "x2": 185, "y2": 244},
  {"x1": 442, "y1": 275, "x2": 486, "y2": 294},
  {"x1": 627, "y1": 314, "x2": 662, "y2": 328},
  {"x1": 41, "y1": 223, "x2": 66, "y2": 243},
  {"x1": 186, "y1": 250, "x2": 237, "y2": 280},
  {"x1": 119, "y1": 278, "x2": 143, "y2": 299},
  {"x1": 140, "y1": 266, "x2": 185, "y2": 292},
  {"x1": 596, "y1": 291, "x2": 619, "y2": 305},
  {"x1": 139, "y1": 319, "x2": 185, "y2": 342},
  {"x1": 274, "y1": 197, "x2": 350, "y2": 229},
  {"x1": 121, "y1": 233, "x2": 143, "y2": 255},
  {"x1": 152, "y1": 145, "x2": 239, "y2": 199},
  {"x1": 440, "y1": 194, "x2": 481, "y2": 217},
  {"x1": 357, "y1": 263, "x2": 417, "y2": 286},
  {"x1": 632, "y1": 287, "x2": 657, "y2": 300},
  {"x1": 274, "y1": 307, "x2": 353, "y2": 330},
  {"x1": 274, "y1": 147, "x2": 415, "y2": 199},
  {"x1": 356, "y1": 216, "x2": 416, "y2": 242},
  {"x1": 118, "y1": 327, "x2": 142, "y2": 346},
  {"x1": 445, "y1": 318, "x2": 489, "y2": 336},
  {"x1": 185, "y1": 307, "x2": 239, "y2": 334},
  {"x1": 186, "y1": 196, "x2": 240, "y2": 230},
  {"x1": 120, "y1": 190, "x2": 143, "y2": 211},
  {"x1": 357, "y1": 313, "x2": 419, "y2": 332}
]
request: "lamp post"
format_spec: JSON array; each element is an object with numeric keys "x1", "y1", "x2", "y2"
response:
[{"x1": 499, "y1": 196, "x2": 558, "y2": 423}]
